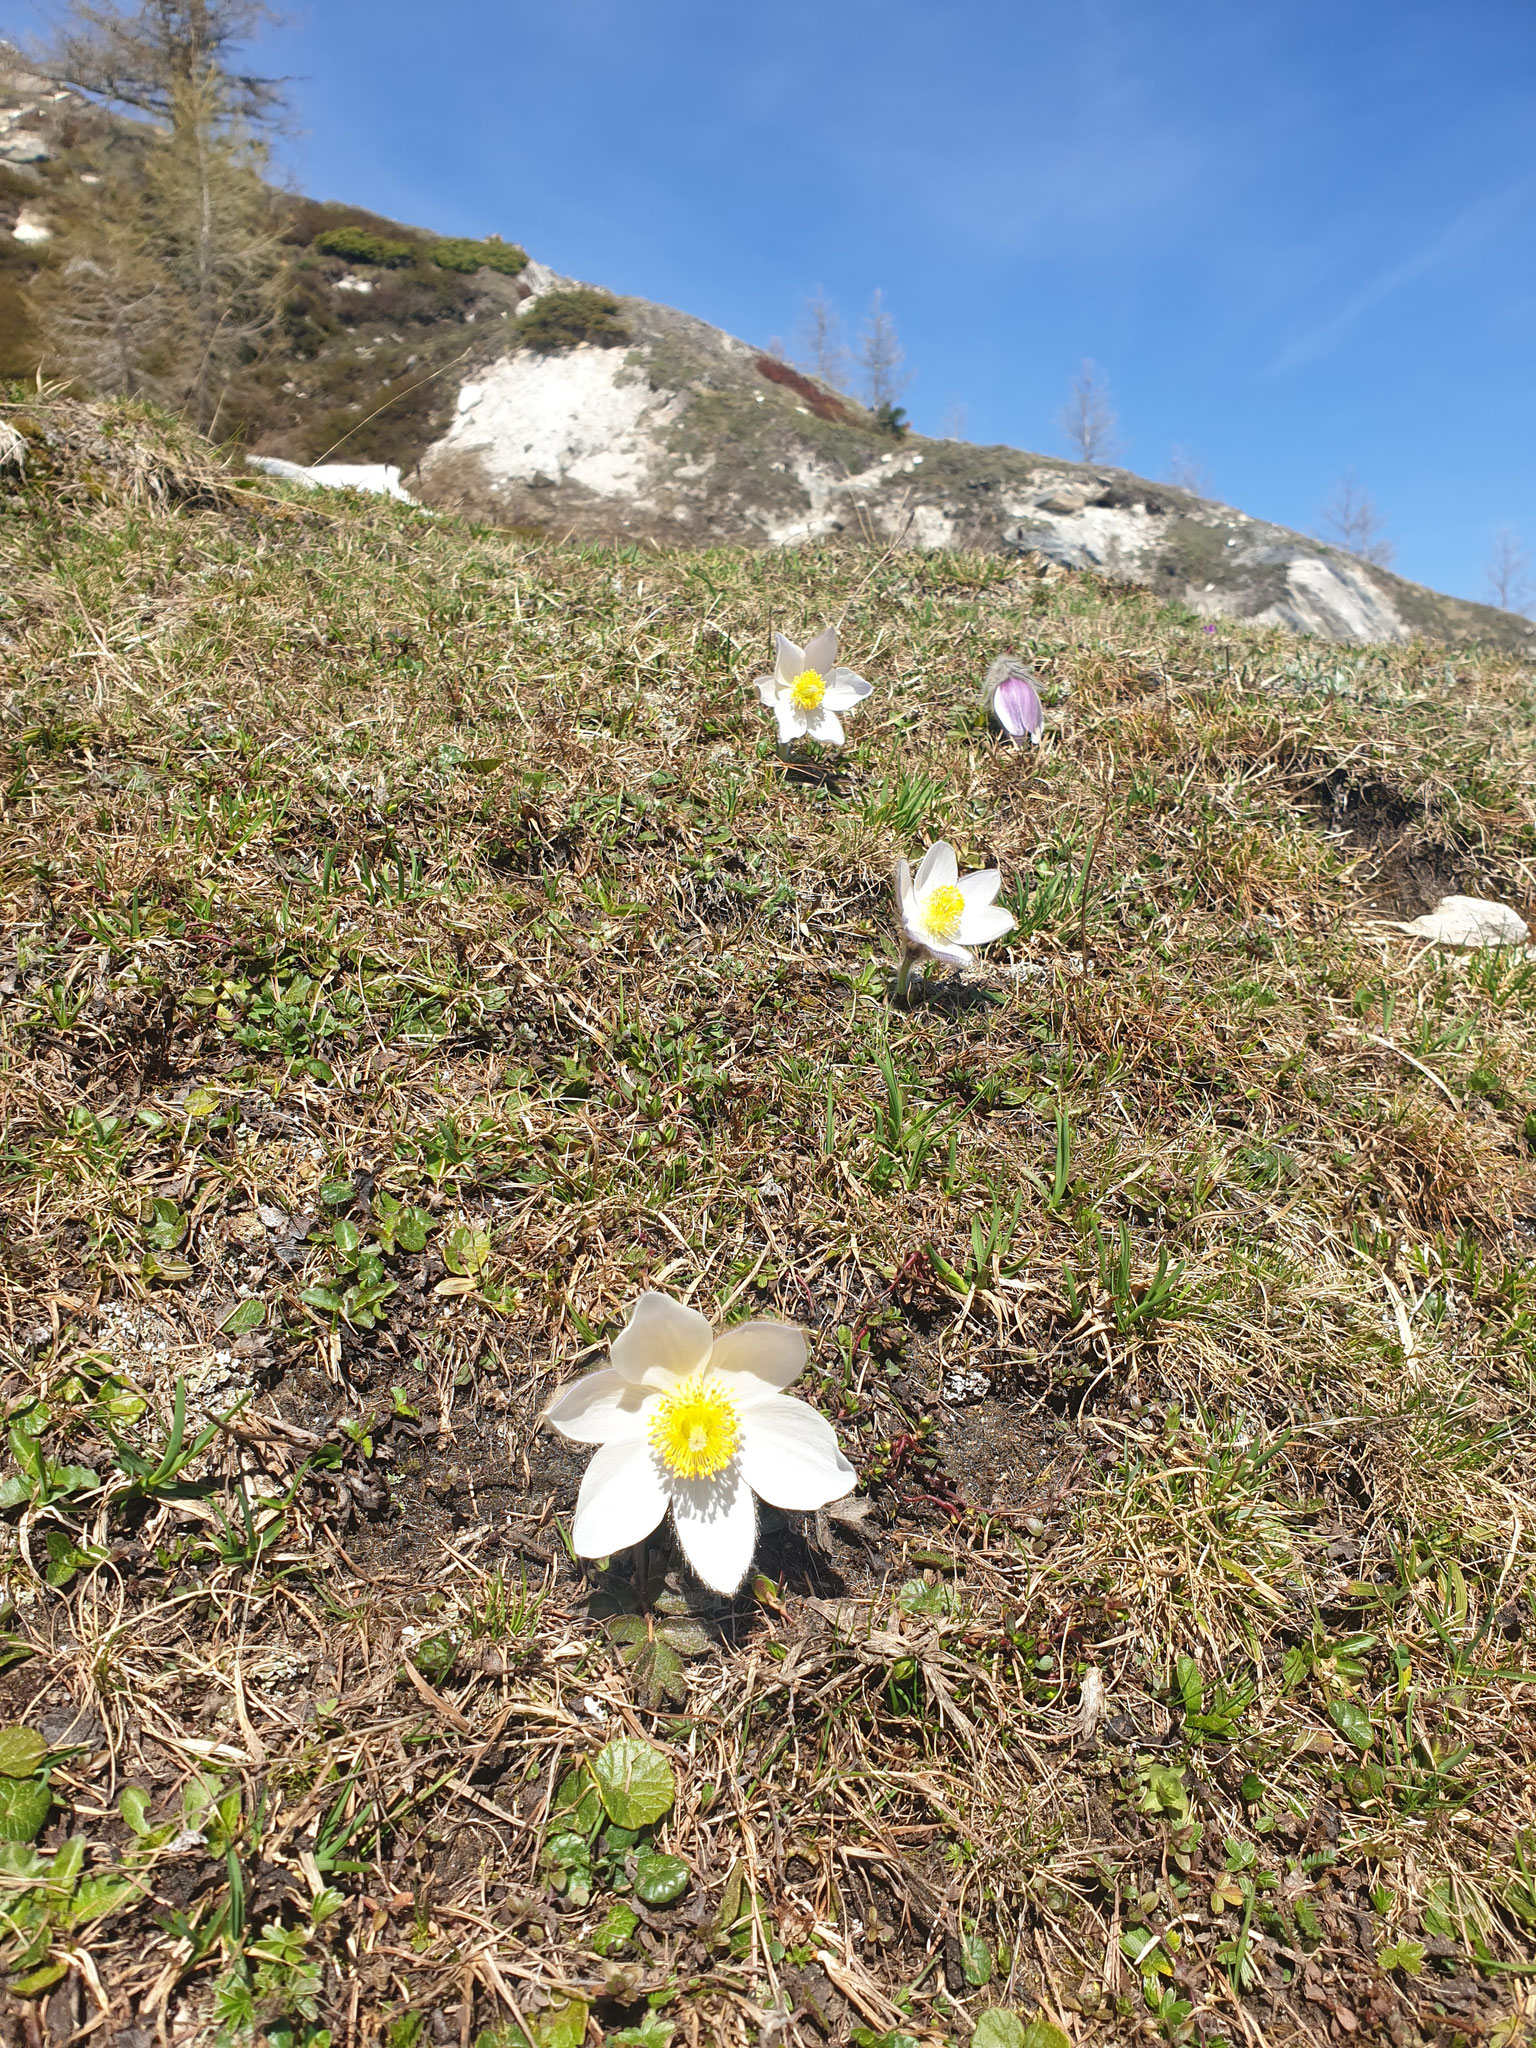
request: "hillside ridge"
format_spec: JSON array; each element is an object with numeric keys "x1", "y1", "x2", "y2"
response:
[{"x1": 2, "y1": 44, "x2": 1530, "y2": 651}]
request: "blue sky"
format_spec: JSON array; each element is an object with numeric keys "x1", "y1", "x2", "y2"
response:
[{"x1": 15, "y1": 0, "x2": 1536, "y2": 603}]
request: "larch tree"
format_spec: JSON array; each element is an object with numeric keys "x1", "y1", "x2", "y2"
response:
[
  {"x1": 1318, "y1": 471, "x2": 1395, "y2": 568},
  {"x1": 27, "y1": 0, "x2": 288, "y2": 428},
  {"x1": 1057, "y1": 359, "x2": 1120, "y2": 464}
]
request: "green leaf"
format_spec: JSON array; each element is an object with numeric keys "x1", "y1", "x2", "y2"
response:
[
  {"x1": 593, "y1": 1738, "x2": 675, "y2": 1829},
  {"x1": 0, "y1": 1728, "x2": 46, "y2": 1778},
  {"x1": 396, "y1": 1206, "x2": 433, "y2": 1252},
  {"x1": 0, "y1": 1777, "x2": 52, "y2": 1842},
  {"x1": 184, "y1": 1088, "x2": 220, "y2": 1116},
  {"x1": 588, "y1": 1899, "x2": 638, "y2": 1956},
  {"x1": 971, "y1": 2014, "x2": 1027, "y2": 2048},
  {"x1": 217, "y1": 1298, "x2": 266, "y2": 1335},
  {"x1": 655, "y1": 1617, "x2": 715, "y2": 1658},
  {"x1": 551, "y1": 1769, "x2": 602, "y2": 1838},
  {"x1": 1281, "y1": 1647, "x2": 1309, "y2": 1687},
  {"x1": 119, "y1": 1785, "x2": 154, "y2": 1835},
  {"x1": 8, "y1": 1959, "x2": 68, "y2": 1997},
  {"x1": 299, "y1": 1287, "x2": 345, "y2": 1315},
  {"x1": 333, "y1": 1217, "x2": 361, "y2": 1259},
  {"x1": 69, "y1": 1871, "x2": 140, "y2": 1925},
  {"x1": 444, "y1": 1224, "x2": 491, "y2": 1277},
  {"x1": 608, "y1": 2015, "x2": 673, "y2": 2048},
  {"x1": 320, "y1": 1179, "x2": 356, "y2": 1206},
  {"x1": 526, "y1": 1996, "x2": 587, "y2": 2048},
  {"x1": 633, "y1": 1850, "x2": 689, "y2": 1906},
  {"x1": 1378, "y1": 1939, "x2": 1425, "y2": 1975},
  {"x1": 1328, "y1": 1699, "x2": 1374, "y2": 1751},
  {"x1": 0, "y1": 1476, "x2": 33, "y2": 1512},
  {"x1": 961, "y1": 1932, "x2": 994, "y2": 1985},
  {"x1": 1175, "y1": 1653, "x2": 1203, "y2": 1718},
  {"x1": 1019, "y1": 2028, "x2": 1072, "y2": 2048},
  {"x1": 621, "y1": 1638, "x2": 688, "y2": 1710}
]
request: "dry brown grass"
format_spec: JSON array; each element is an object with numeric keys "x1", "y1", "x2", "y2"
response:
[{"x1": 0, "y1": 399, "x2": 1533, "y2": 2048}]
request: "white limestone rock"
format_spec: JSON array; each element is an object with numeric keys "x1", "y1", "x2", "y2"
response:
[{"x1": 1398, "y1": 896, "x2": 1530, "y2": 948}]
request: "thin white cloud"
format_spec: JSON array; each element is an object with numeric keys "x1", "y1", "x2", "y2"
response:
[{"x1": 1269, "y1": 179, "x2": 1533, "y2": 372}]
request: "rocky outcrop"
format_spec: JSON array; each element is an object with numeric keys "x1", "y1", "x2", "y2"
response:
[{"x1": 414, "y1": 285, "x2": 1531, "y2": 652}]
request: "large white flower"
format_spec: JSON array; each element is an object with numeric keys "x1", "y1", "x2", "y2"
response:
[
  {"x1": 893, "y1": 840, "x2": 1016, "y2": 993},
  {"x1": 755, "y1": 627, "x2": 872, "y2": 747},
  {"x1": 545, "y1": 1291, "x2": 855, "y2": 1594}
]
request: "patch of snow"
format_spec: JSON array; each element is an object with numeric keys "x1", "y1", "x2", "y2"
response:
[
  {"x1": 245, "y1": 454, "x2": 417, "y2": 503},
  {"x1": 334, "y1": 274, "x2": 373, "y2": 294},
  {"x1": 1398, "y1": 896, "x2": 1530, "y2": 948},
  {"x1": 423, "y1": 347, "x2": 677, "y2": 503},
  {"x1": 11, "y1": 208, "x2": 49, "y2": 243}
]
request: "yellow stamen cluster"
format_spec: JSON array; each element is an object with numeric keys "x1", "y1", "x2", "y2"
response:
[
  {"x1": 789, "y1": 669, "x2": 826, "y2": 711},
  {"x1": 648, "y1": 1374, "x2": 741, "y2": 1479},
  {"x1": 922, "y1": 883, "x2": 966, "y2": 943}
]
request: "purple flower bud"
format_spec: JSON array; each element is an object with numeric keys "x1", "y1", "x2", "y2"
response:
[{"x1": 992, "y1": 669, "x2": 1043, "y2": 742}]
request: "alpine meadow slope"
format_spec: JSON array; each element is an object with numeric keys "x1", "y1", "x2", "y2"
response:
[{"x1": 0, "y1": 393, "x2": 1534, "y2": 2045}]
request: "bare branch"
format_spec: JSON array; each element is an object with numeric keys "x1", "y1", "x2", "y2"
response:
[
  {"x1": 1318, "y1": 471, "x2": 1395, "y2": 568},
  {"x1": 1482, "y1": 527, "x2": 1533, "y2": 616},
  {"x1": 32, "y1": 0, "x2": 288, "y2": 127},
  {"x1": 1057, "y1": 359, "x2": 1120, "y2": 465},
  {"x1": 793, "y1": 286, "x2": 848, "y2": 390},
  {"x1": 1165, "y1": 445, "x2": 1212, "y2": 497},
  {"x1": 856, "y1": 289, "x2": 910, "y2": 413}
]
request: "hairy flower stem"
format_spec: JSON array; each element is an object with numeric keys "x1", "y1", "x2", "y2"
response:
[{"x1": 894, "y1": 946, "x2": 920, "y2": 1004}]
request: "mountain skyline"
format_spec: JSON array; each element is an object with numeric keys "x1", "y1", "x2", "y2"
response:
[{"x1": 7, "y1": 0, "x2": 1535, "y2": 611}]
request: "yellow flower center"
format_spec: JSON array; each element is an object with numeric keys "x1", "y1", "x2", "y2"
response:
[
  {"x1": 922, "y1": 883, "x2": 965, "y2": 943},
  {"x1": 789, "y1": 669, "x2": 826, "y2": 711},
  {"x1": 648, "y1": 1374, "x2": 741, "y2": 1479}
]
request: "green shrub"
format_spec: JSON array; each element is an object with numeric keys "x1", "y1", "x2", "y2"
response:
[
  {"x1": 518, "y1": 289, "x2": 629, "y2": 353},
  {"x1": 313, "y1": 226, "x2": 417, "y2": 268},
  {"x1": 873, "y1": 401, "x2": 909, "y2": 439},
  {"x1": 430, "y1": 236, "x2": 528, "y2": 277}
]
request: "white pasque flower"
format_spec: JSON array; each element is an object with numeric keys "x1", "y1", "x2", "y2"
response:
[
  {"x1": 893, "y1": 840, "x2": 1016, "y2": 996},
  {"x1": 545, "y1": 1291, "x2": 855, "y2": 1594},
  {"x1": 755, "y1": 627, "x2": 872, "y2": 747}
]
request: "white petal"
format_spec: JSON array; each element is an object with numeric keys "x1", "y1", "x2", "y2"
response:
[
  {"x1": 545, "y1": 1368, "x2": 650, "y2": 1444},
  {"x1": 755, "y1": 674, "x2": 779, "y2": 706},
  {"x1": 610, "y1": 1291, "x2": 713, "y2": 1390},
  {"x1": 957, "y1": 902, "x2": 1016, "y2": 945},
  {"x1": 957, "y1": 869, "x2": 1002, "y2": 910},
  {"x1": 709, "y1": 1320, "x2": 806, "y2": 1404},
  {"x1": 774, "y1": 699, "x2": 806, "y2": 742},
  {"x1": 571, "y1": 1439, "x2": 668, "y2": 1558},
  {"x1": 774, "y1": 633, "x2": 804, "y2": 685},
  {"x1": 803, "y1": 626, "x2": 837, "y2": 672},
  {"x1": 913, "y1": 842, "x2": 958, "y2": 892},
  {"x1": 914, "y1": 936, "x2": 973, "y2": 971},
  {"x1": 670, "y1": 1470, "x2": 757, "y2": 1594},
  {"x1": 802, "y1": 704, "x2": 845, "y2": 746},
  {"x1": 739, "y1": 1397, "x2": 855, "y2": 1510},
  {"x1": 823, "y1": 667, "x2": 871, "y2": 704}
]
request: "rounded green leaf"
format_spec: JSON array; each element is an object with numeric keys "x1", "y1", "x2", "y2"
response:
[
  {"x1": 589, "y1": 1899, "x2": 639, "y2": 1956},
  {"x1": 633, "y1": 1849, "x2": 690, "y2": 1905},
  {"x1": 593, "y1": 1737, "x2": 675, "y2": 1829},
  {"x1": 0, "y1": 1775, "x2": 52, "y2": 1842},
  {"x1": 218, "y1": 1298, "x2": 266, "y2": 1335},
  {"x1": 1020, "y1": 2026, "x2": 1072, "y2": 2048},
  {"x1": 971, "y1": 2014, "x2": 1026, "y2": 2048},
  {"x1": 1328, "y1": 1699, "x2": 1374, "y2": 1751},
  {"x1": 961, "y1": 1932, "x2": 995, "y2": 1985},
  {"x1": 0, "y1": 1727, "x2": 46, "y2": 1778}
]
